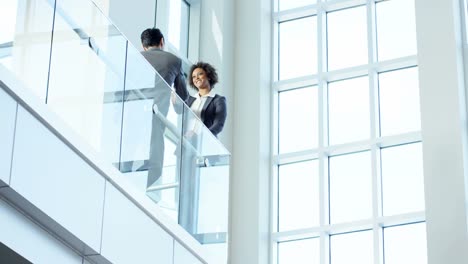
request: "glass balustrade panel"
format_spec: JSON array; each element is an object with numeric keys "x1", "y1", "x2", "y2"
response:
[
  {"x1": 121, "y1": 42, "x2": 186, "y2": 218},
  {"x1": 1, "y1": 0, "x2": 232, "y2": 253},
  {"x1": 0, "y1": 0, "x2": 55, "y2": 101},
  {"x1": 179, "y1": 104, "x2": 230, "y2": 248},
  {"x1": 46, "y1": 0, "x2": 127, "y2": 165}
]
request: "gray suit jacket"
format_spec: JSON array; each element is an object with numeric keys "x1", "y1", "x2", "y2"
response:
[{"x1": 141, "y1": 47, "x2": 189, "y2": 116}]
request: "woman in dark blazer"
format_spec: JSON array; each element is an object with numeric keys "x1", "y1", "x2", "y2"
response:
[{"x1": 186, "y1": 62, "x2": 227, "y2": 137}]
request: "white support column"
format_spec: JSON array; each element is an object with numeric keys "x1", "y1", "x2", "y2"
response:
[
  {"x1": 228, "y1": 0, "x2": 272, "y2": 263},
  {"x1": 415, "y1": 1, "x2": 468, "y2": 263},
  {"x1": 198, "y1": 0, "x2": 234, "y2": 151}
]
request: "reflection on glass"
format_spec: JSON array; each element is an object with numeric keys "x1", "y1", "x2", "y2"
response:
[
  {"x1": 279, "y1": 0, "x2": 317, "y2": 11},
  {"x1": 327, "y1": 6, "x2": 368, "y2": 71},
  {"x1": 2, "y1": 0, "x2": 54, "y2": 101},
  {"x1": 329, "y1": 151, "x2": 372, "y2": 224},
  {"x1": 120, "y1": 99, "x2": 154, "y2": 163},
  {"x1": 121, "y1": 43, "x2": 183, "y2": 217},
  {"x1": 379, "y1": 67, "x2": 420, "y2": 137},
  {"x1": 376, "y1": 0, "x2": 417, "y2": 61},
  {"x1": 328, "y1": 76, "x2": 370, "y2": 145},
  {"x1": 279, "y1": 16, "x2": 317, "y2": 80},
  {"x1": 384, "y1": 223, "x2": 427, "y2": 264},
  {"x1": 279, "y1": 160, "x2": 319, "y2": 231},
  {"x1": 382, "y1": 143, "x2": 425, "y2": 216},
  {"x1": 279, "y1": 87, "x2": 318, "y2": 154},
  {"x1": 178, "y1": 100, "x2": 230, "y2": 242},
  {"x1": 278, "y1": 238, "x2": 320, "y2": 264},
  {"x1": 169, "y1": 0, "x2": 190, "y2": 57},
  {"x1": 331, "y1": 231, "x2": 373, "y2": 264}
]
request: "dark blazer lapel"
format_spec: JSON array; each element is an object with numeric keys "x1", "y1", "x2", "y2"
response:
[
  {"x1": 186, "y1": 96, "x2": 196, "y2": 107},
  {"x1": 201, "y1": 96, "x2": 215, "y2": 121}
]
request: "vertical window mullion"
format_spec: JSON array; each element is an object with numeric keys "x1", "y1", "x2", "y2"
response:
[
  {"x1": 367, "y1": 1, "x2": 383, "y2": 264},
  {"x1": 317, "y1": 1, "x2": 329, "y2": 263}
]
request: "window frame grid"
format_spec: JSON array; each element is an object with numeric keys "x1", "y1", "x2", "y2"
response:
[{"x1": 271, "y1": 0, "x2": 424, "y2": 264}]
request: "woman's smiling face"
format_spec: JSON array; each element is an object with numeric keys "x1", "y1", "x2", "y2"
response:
[{"x1": 192, "y1": 67, "x2": 210, "y2": 90}]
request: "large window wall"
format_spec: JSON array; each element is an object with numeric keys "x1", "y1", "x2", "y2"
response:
[{"x1": 272, "y1": 0, "x2": 427, "y2": 263}]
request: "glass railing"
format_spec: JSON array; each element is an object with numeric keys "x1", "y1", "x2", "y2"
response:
[{"x1": 0, "y1": 0, "x2": 230, "y2": 253}]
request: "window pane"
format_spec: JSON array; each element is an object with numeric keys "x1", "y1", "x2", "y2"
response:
[
  {"x1": 384, "y1": 223, "x2": 427, "y2": 264},
  {"x1": 376, "y1": 0, "x2": 417, "y2": 61},
  {"x1": 180, "y1": 1, "x2": 190, "y2": 57},
  {"x1": 328, "y1": 76, "x2": 370, "y2": 145},
  {"x1": 279, "y1": 160, "x2": 319, "y2": 231},
  {"x1": 278, "y1": 238, "x2": 320, "y2": 264},
  {"x1": 382, "y1": 143, "x2": 425, "y2": 216},
  {"x1": 327, "y1": 6, "x2": 368, "y2": 71},
  {"x1": 330, "y1": 231, "x2": 373, "y2": 264},
  {"x1": 329, "y1": 152, "x2": 372, "y2": 224},
  {"x1": 279, "y1": 16, "x2": 317, "y2": 80},
  {"x1": 279, "y1": 0, "x2": 317, "y2": 11},
  {"x1": 379, "y1": 67, "x2": 421, "y2": 137},
  {"x1": 279, "y1": 87, "x2": 318, "y2": 154},
  {"x1": 168, "y1": 0, "x2": 190, "y2": 56}
]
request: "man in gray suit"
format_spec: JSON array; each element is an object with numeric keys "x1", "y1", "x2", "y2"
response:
[{"x1": 141, "y1": 28, "x2": 189, "y2": 191}]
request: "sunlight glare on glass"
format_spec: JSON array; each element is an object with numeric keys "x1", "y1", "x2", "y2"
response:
[
  {"x1": 279, "y1": 160, "x2": 319, "y2": 231},
  {"x1": 379, "y1": 67, "x2": 421, "y2": 137},
  {"x1": 376, "y1": 0, "x2": 417, "y2": 61},
  {"x1": 381, "y1": 143, "x2": 425, "y2": 216},
  {"x1": 384, "y1": 223, "x2": 427, "y2": 264},
  {"x1": 279, "y1": 16, "x2": 317, "y2": 80},
  {"x1": 327, "y1": 6, "x2": 368, "y2": 71},
  {"x1": 328, "y1": 76, "x2": 370, "y2": 145},
  {"x1": 279, "y1": 87, "x2": 318, "y2": 153},
  {"x1": 331, "y1": 231, "x2": 374, "y2": 264},
  {"x1": 168, "y1": 0, "x2": 182, "y2": 51},
  {"x1": 0, "y1": 0, "x2": 18, "y2": 44},
  {"x1": 180, "y1": 1, "x2": 190, "y2": 57},
  {"x1": 278, "y1": 238, "x2": 320, "y2": 264},
  {"x1": 329, "y1": 151, "x2": 372, "y2": 224}
]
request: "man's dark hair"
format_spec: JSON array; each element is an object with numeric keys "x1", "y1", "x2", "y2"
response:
[
  {"x1": 141, "y1": 28, "x2": 164, "y2": 48},
  {"x1": 188, "y1": 62, "x2": 219, "y2": 89}
]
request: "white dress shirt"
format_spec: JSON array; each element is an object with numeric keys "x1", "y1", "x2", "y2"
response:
[{"x1": 189, "y1": 90, "x2": 216, "y2": 132}]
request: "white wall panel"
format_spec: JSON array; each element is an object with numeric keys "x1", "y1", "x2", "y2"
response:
[
  {"x1": 0, "y1": 88, "x2": 16, "y2": 186},
  {"x1": 10, "y1": 106, "x2": 106, "y2": 251},
  {"x1": 101, "y1": 183, "x2": 173, "y2": 264},
  {"x1": 0, "y1": 198, "x2": 83, "y2": 264},
  {"x1": 174, "y1": 241, "x2": 202, "y2": 264}
]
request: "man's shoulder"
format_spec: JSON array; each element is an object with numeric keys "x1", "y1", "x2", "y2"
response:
[{"x1": 144, "y1": 49, "x2": 181, "y2": 62}]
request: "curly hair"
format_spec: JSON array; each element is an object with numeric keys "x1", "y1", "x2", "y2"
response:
[{"x1": 188, "y1": 62, "x2": 219, "y2": 90}]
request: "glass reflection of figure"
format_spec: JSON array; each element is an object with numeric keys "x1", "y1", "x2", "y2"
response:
[
  {"x1": 178, "y1": 62, "x2": 227, "y2": 233},
  {"x1": 140, "y1": 28, "x2": 188, "y2": 201}
]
